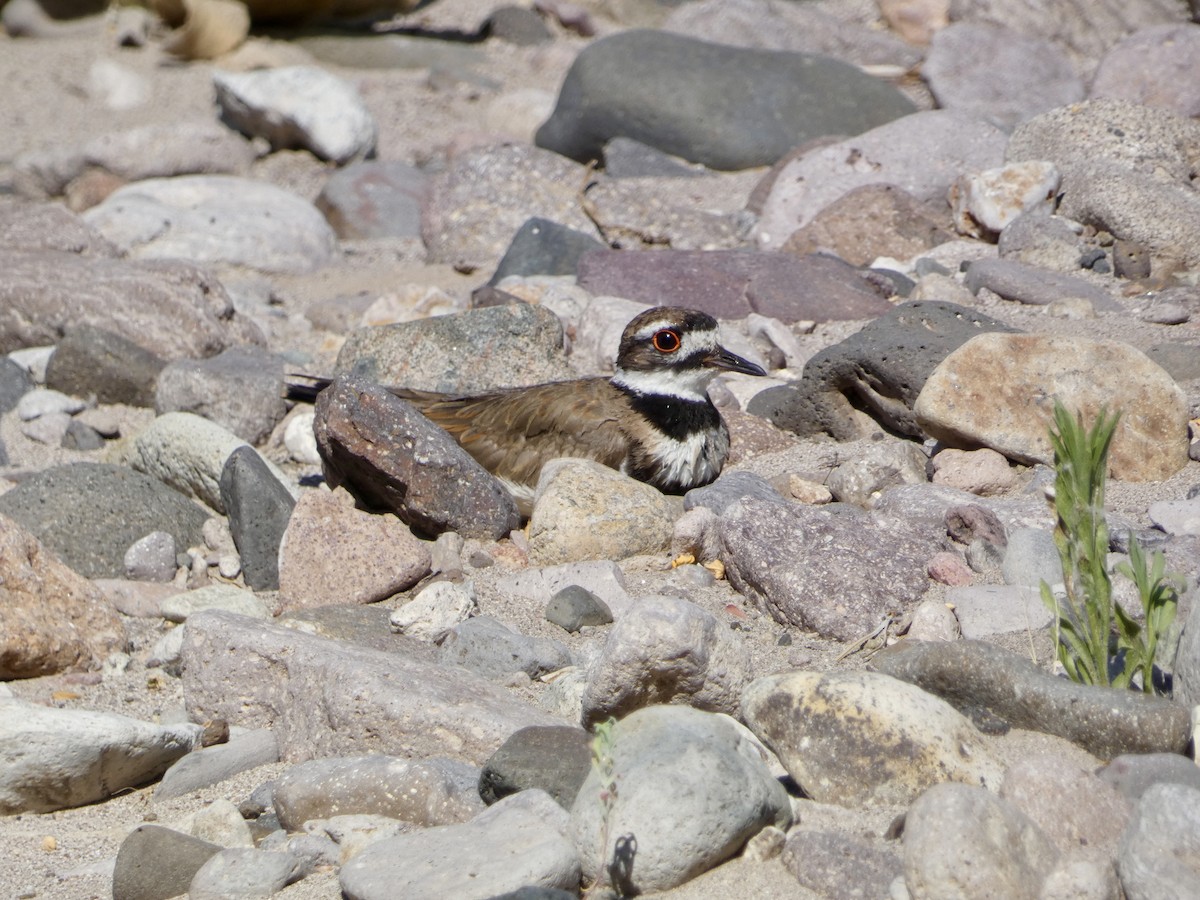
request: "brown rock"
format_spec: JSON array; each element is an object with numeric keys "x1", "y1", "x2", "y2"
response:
[
  {"x1": 277, "y1": 488, "x2": 431, "y2": 610},
  {"x1": 312, "y1": 377, "x2": 520, "y2": 540},
  {"x1": 915, "y1": 333, "x2": 1189, "y2": 481},
  {"x1": 180, "y1": 609, "x2": 558, "y2": 764},
  {"x1": 0, "y1": 515, "x2": 126, "y2": 679},
  {"x1": 781, "y1": 183, "x2": 955, "y2": 266}
]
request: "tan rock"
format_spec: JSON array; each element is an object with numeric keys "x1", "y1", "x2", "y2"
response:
[
  {"x1": 0, "y1": 515, "x2": 126, "y2": 679},
  {"x1": 741, "y1": 670, "x2": 1003, "y2": 807},
  {"x1": 278, "y1": 488, "x2": 431, "y2": 610},
  {"x1": 528, "y1": 459, "x2": 675, "y2": 566},
  {"x1": 915, "y1": 333, "x2": 1188, "y2": 481},
  {"x1": 930, "y1": 447, "x2": 1021, "y2": 496}
]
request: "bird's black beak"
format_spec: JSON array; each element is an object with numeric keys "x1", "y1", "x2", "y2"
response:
[{"x1": 705, "y1": 345, "x2": 767, "y2": 377}]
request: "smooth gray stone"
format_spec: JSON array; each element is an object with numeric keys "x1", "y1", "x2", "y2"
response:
[
  {"x1": 0, "y1": 462, "x2": 208, "y2": 579},
  {"x1": 684, "y1": 470, "x2": 785, "y2": 515},
  {"x1": 438, "y1": 615, "x2": 572, "y2": 680},
  {"x1": 536, "y1": 29, "x2": 915, "y2": 170},
  {"x1": 544, "y1": 584, "x2": 612, "y2": 633},
  {"x1": 1117, "y1": 782, "x2": 1200, "y2": 899},
  {"x1": 1099, "y1": 753, "x2": 1200, "y2": 803},
  {"x1": 188, "y1": 847, "x2": 306, "y2": 900},
  {"x1": 219, "y1": 445, "x2": 295, "y2": 590},
  {"x1": 0, "y1": 354, "x2": 33, "y2": 413},
  {"x1": 112, "y1": 824, "x2": 221, "y2": 900},
  {"x1": 488, "y1": 216, "x2": 606, "y2": 286},
  {"x1": 155, "y1": 345, "x2": 287, "y2": 445},
  {"x1": 872, "y1": 639, "x2": 1191, "y2": 759},
  {"x1": 156, "y1": 729, "x2": 280, "y2": 800}
]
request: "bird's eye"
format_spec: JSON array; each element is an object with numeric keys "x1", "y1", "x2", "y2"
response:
[{"x1": 652, "y1": 329, "x2": 681, "y2": 353}]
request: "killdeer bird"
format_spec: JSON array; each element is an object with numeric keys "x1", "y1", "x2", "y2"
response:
[{"x1": 287, "y1": 306, "x2": 766, "y2": 512}]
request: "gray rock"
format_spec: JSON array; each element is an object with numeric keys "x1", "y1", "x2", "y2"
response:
[
  {"x1": 946, "y1": 584, "x2": 1053, "y2": 638},
  {"x1": 755, "y1": 110, "x2": 1007, "y2": 248},
  {"x1": 488, "y1": 217, "x2": 607, "y2": 286},
  {"x1": 826, "y1": 440, "x2": 928, "y2": 508},
  {"x1": 683, "y1": 470, "x2": 786, "y2": 515},
  {"x1": 0, "y1": 355, "x2": 32, "y2": 413},
  {"x1": 188, "y1": 848, "x2": 306, "y2": 900},
  {"x1": 422, "y1": 144, "x2": 599, "y2": 273},
  {"x1": 580, "y1": 595, "x2": 751, "y2": 727},
  {"x1": 1118, "y1": 782, "x2": 1200, "y2": 899},
  {"x1": 1099, "y1": 753, "x2": 1200, "y2": 803},
  {"x1": 45, "y1": 323, "x2": 165, "y2": 407},
  {"x1": 528, "y1": 458, "x2": 675, "y2": 566},
  {"x1": 61, "y1": 418, "x2": 104, "y2": 450},
  {"x1": 923, "y1": 22, "x2": 1084, "y2": 129},
  {"x1": 536, "y1": 29, "x2": 915, "y2": 171},
  {"x1": 496, "y1": 560, "x2": 632, "y2": 619},
  {"x1": 220, "y1": 445, "x2": 296, "y2": 591},
  {"x1": 312, "y1": 377, "x2": 520, "y2": 540},
  {"x1": 273, "y1": 756, "x2": 484, "y2": 831},
  {"x1": 160, "y1": 584, "x2": 272, "y2": 623},
  {"x1": 478, "y1": 725, "x2": 592, "y2": 808},
  {"x1": 964, "y1": 257, "x2": 1118, "y2": 310},
  {"x1": 1002, "y1": 527, "x2": 1064, "y2": 587},
  {"x1": 871, "y1": 640, "x2": 1191, "y2": 759},
  {"x1": 1040, "y1": 848, "x2": 1123, "y2": 900},
  {"x1": 0, "y1": 698, "x2": 201, "y2": 814},
  {"x1": 156, "y1": 729, "x2": 280, "y2": 800},
  {"x1": 576, "y1": 249, "x2": 892, "y2": 325},
  {"x1": 334, "y1": 296, "x2": 573, "y2": 394},
  {"x1": 781, "y1": 830, "x2": 902, "y2": 900},
  {"x1": 0, "y1": 462, "x2": 208, "y2": 579},
  {"x1": 602, "y1": 137, "x2": 706, "y2": 179},
  {"x1": 112, "y1": 824, "x2": 221, "y2": 900},
  {"x1": 124, "y1": 530, "x2": 177, "y2": 582},
  {"x1": 181, "y1": 610, "x2": 559, "y2": 764},
  {"x1": 214, "y1": 66, "x2": 376, "y2": 164},
  {"x1": 390, "y1": 579, "x2": 477, "y2": 640},
  {"x1": 83, "y1": 175, "x2": 337, "y2": 275},
  {"x1": 915, "y1": 332, "x2": 1189, "y2": 482},
  {"x1": 438, "y1": 615, "x2": 572, "y2": 680},
  {"x1": 131, "y1": 411, "x2": 294, "y2": 515},
  {"x1": 749, "y1": 300, "x2": 1019, "y2": 439},
  {"x1": 316, "y1": 159, "x2": 428, "y2": 240},
  {"x1": 1148, "y1": 495, "x2": 1200, "y2": 536},
  {"x1": 569, "y1": 705, "x2": 792, "y2": 893},
  {"x1": 903, "y1": 783, "x2": 1059, "y2": 900},
  {"x1": 1007, "y1": 99, "x2": 1200, "y2": 270},
  {"x1": 155, "y1": 346, "x2": 287, "y2": 445},
  {"x1": 0, "y1": 247, "x2": 260, "y2": 359},
  {"x1": 340, "y1": 790, "x2": 580, "y2": 900},
  {"x1": 545, "y1": 585, "x2": 612, "y2": 633},
  {"x1": 13, "y1": 120, "x2": 256, "y2": 199},
  {"x1": 1091, "y1": 24, "x2": 1200, "y2": 118},
  {"x1": 487, "y1": 5, "x2": 551, "y2": 45},
  {"x1": 721, "y1": 498, "x2": 938, "y2": 642},
  {"x1": 742, "y1": 670, "x2": 1003, "y2": 807},
  {"x1": 16, "y1": 386, "x2": 84, "y2": 420}
]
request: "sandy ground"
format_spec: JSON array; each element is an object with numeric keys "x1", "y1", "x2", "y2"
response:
[{"x1": 3, "y1": 4, "x2": 1200, "y2": 899}]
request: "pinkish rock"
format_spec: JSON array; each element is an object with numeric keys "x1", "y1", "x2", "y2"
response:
[
  {"x1": 278, "y1": 488, "x2": 431, "y2": 611},
  {"x1": 927, "y1": 551, "x2": 974, "y2": 587},
  {"x1": 0, "y1": 514, "x2": 126, "y2": 679},
  {"x1": 930, "y1": 447, "x2": 1021, "y2": 496}
]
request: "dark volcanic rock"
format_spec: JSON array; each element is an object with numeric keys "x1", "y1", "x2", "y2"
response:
[
  {"x1": 312, "y1": 377, "x2": 520, "y2": 540},
  {"x1": 576, "y1": 249, "x2": 893, "y2": 324},
  {"x1": 0, "y1": 463, "x2": 209, "y2": 579},
  {"x1": 219, "y1": 446, "x2": 295, "y2": 591},
  {"x1": 871, "y1": 640, "x2": 1191, "y2": 760},
  {"x1": 535, "y1": 29, "x2": 916, "y2": 170},
  {"x1": 748, "y1": 300, "x2": 1020, "y2": 438}
]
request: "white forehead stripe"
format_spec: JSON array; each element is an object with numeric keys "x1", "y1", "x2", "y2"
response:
[{"x1": 633, "y1": 326, "x2": 720, "y2": 362}]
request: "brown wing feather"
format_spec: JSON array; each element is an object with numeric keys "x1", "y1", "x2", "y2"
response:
[{"x1": 415, "y1": 379, "x2": 633, "y2": 487}]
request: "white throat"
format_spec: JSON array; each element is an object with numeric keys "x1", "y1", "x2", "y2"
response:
[{"x1": 611, "y1": 365, "x2": 715, "y2": 402}]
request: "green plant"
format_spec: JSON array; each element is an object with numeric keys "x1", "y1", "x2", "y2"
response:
[
  {"x1": 1115, "y1": 536, "x2": 1180, "y2": 693},
  {"x1": 584, "y1": 717, "x2": 618, "y2": 897},
  {"x1": 1040, "y1": 400, "x2": 1179, "y2": 693}
]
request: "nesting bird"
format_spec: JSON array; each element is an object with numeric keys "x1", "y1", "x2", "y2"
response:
[{"x1": 287, "y1": 306, "x2": 766, "y2": 511}]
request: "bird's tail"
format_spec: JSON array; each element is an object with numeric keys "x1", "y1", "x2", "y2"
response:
[{"x1": 284, "y1": 374, "x2": 333, "y2": 403}]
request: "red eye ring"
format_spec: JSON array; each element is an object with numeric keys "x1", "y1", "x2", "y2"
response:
[{"x1": 653, "y1": 329, "x2": 681, "y2": 353}]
